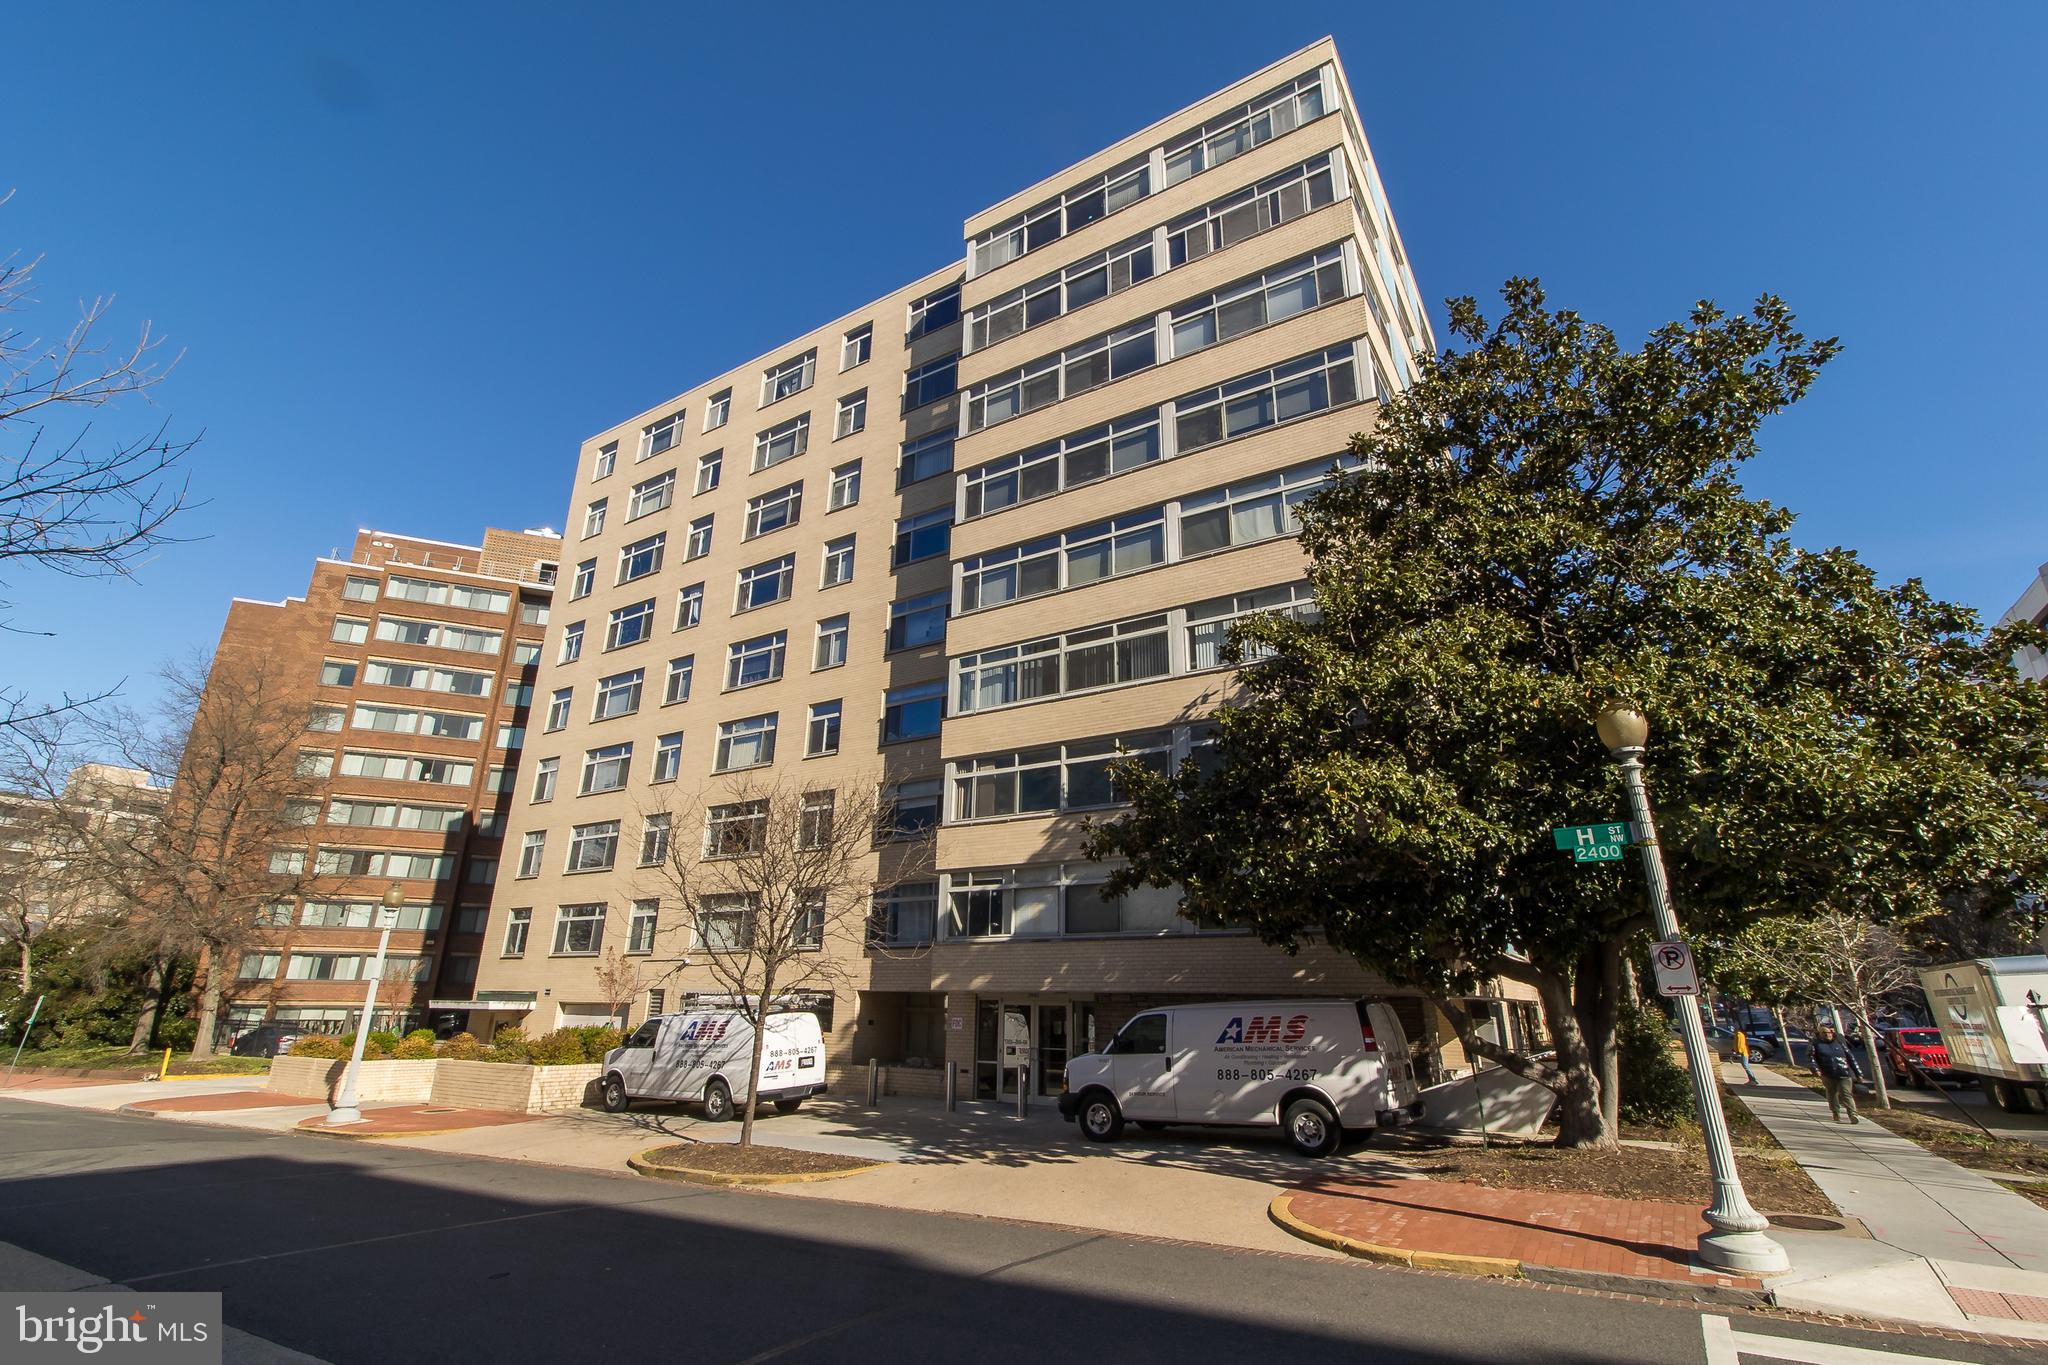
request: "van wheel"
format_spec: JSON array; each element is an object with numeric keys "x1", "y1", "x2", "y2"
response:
[
  {"x1": 1285, "y1": 1098, "x2": 1341, "y2": 1157},
  {"x1": 1992, "y1": 1080, "x2": 2028, "y2": 1114},
  {"x1": 703, "y1": 1079, "x2": 735, "y2": 1122},
  {"x1": 1078, "y1": 1092, "x2": 1123, "y2": 1142},
  {"x1": 774, "y1": 1097, "x2": 803, "y2": 1115},
  {"x1": 601, "y1": 1074, "x2": 630, "y2": 1113}
]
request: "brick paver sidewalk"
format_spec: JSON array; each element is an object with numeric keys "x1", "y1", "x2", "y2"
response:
[
  {"x1": 130, "y1": 1091, "x2": 314, "y2": 1113},
  {"x1": 1279, "y1": 1177, "x2": 1762, "y2": 1290},
  {"x1": 295, "y1": 1104, "x2": 544, "y2": 1138}
]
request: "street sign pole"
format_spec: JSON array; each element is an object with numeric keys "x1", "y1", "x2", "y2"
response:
[{"x1": 1613, "y1": 749, "x2": 1787, "y2": 1275}]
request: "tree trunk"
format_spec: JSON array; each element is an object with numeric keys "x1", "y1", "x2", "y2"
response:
[
  {"x1": 127, "y1": 958, "x2": 168, "y2": 1054},
  {"x1": 739, "y1": 969, "x2": 776, "y2": 1148},
  {"x1": 1772, "y1": 1005, "x2": 1793, "y2": 1065},
  {"x1": 1856, "y1": 995, "x2": 1891, "y2": 1109},
  {"x1": 188, "y1": 951, "x2": 223, "y2": 1059},
  {"x1": 1541, "y1": 973, "x2": 1613, "y2": 1149},
  {"x1": 16, "y1": 936, "x2": 29, "y2": 993}
]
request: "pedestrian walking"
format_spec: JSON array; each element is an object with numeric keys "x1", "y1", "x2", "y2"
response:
[
  {"x1": 1808, "y1": 1023, "x2": 1864, "y2": 1123},
  {"x1": 1732, "y1": 1028, "x2": 1759, "y2": 1085}
]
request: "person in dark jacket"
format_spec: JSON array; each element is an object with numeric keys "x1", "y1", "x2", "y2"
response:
[{"x1": 1808, "y1": 1024, "x2": 1865, "y2": 1123}]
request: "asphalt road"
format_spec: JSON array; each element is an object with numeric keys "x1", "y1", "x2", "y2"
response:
[{"x1": 0, "y1": 1099, "x2": 2034, "y2": 1365}]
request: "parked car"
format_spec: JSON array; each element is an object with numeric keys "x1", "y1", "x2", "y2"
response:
[
  {"x1": 229, "y1": 1024, "x2": 302, "y2": 1058},
  {"x1": 599, "y1": 1009, "x2": 826, "y2": 1119},
  {"x1": 1057, "y1": 998, "x2": 1423, "y2": 1157},
  {"x1": 1706, "y1": 1025, "x2": 1777, "y2": 1062},
  {"x1": 1880, "y1": 1027, "x2": 1962, "y2": 1088}
]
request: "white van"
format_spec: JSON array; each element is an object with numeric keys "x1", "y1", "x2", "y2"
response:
[
  {"x1": 1057, "y1": 999, "x2": 1423, "y2": 1156},
  {"x1": 600, "y1": 1009, "x2": 827, "y2": 1120}
]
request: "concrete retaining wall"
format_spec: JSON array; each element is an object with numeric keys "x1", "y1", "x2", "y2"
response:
[
  {"x1": 266, "y1": 1056, "x2": 438, "y2": 1104},
  {"x1": 430, "y1": 1060, "x2": 602, "y2": 1113}
]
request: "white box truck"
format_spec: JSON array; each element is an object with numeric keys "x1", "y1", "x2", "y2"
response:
[
  {"x1": 599, "y1": 1009, "x2": 827, "y2": 1120},
  {"x1": 1919, "y1": 956, "x2": 2048, "y2": 1114},
  {"x1": 1056, "y1": 998, "x2": 1423, "y2": 1156}
]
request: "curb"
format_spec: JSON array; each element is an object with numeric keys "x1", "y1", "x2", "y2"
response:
[
  {"x1": 627, "y1": 1147, "x2": 887, "y2": 1187},
  {"x1": 293, "y1": 1118, "x2": 486, "y2": 1141},
  {"x1": 1268, "y1": 1194, "x2": 1522, "y2": 1276},
  {"x1": 1267, "y1": 1194, "x2": 1769, "y2": 1309}
]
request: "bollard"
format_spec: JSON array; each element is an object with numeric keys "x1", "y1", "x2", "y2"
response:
[
  {"x1": 1016, "y1": 1066, "x2": 1029, "y2": 1118},
  {"x1": 159, "y1": 1048, "x2": 171, "y2": 1082},
  {"x1": 866, "y1": 1057, "x2": 880, "y2": 1107},
  {"x1": 944, "y1": 1060, "x2": 957, "y2": 1112}
]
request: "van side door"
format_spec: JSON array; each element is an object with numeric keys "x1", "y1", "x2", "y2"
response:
[
  {"x1": 1105, "y1": 1012, "x2": 1177, "y2": 1120},
  {"x1": 614, "y1": 1019, "x2": 659, "y2": 1096}
]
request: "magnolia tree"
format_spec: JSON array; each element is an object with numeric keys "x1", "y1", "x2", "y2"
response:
[
  {"x1": 640, "y1": 772, "x2": 933, "y2": 1145},
  {"x1": 1089, "y1": 281, "x2": 2048, "y2": 1148}
]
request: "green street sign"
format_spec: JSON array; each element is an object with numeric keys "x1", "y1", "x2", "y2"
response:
[{"x1": 1552, "y1": 822, "x2": 1632, "y2": 864}]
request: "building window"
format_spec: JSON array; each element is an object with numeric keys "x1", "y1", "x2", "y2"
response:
[
  {"x1": 640, "y1": 814, "x2": 671, "y2": 866},
  {"x1": 762, "y1": 349, "x2": 817, "y2": 406},
  {"x1": 906, "y1": 281, "x2": 961, "y2": 340},
  {"x1": 734, "y1": 555, "x2": 796, "y2": 614},
  {"x1": 319, "y1": 660, "x2": 358, "y2": 687},
  {"x1": 663, "y1": 655, "x2": 694, "y2": 705},
  {"x1": 593, "y1": 669, "x2": 644, "y2": 721},
  {"x1": 951, "y1": 729, "x2": 1174, "y2": 821},
  {"x1": 704, "y1": 800, "x2": 769, "y2": 858},
  {"x1": 1167, "y1": 246, "x2": 1349, "y2": 359},
  {"x1": 1167, "y1": 149, "x2": 1339, "y2": 267},
  {"x1": 581, "y1": 742, "x2": 632, "y2": 794},
  {"x1": 531, "y1": 756, "x2": 559, "y2": 803},
  {"x1": 725, "y1": 631, "x2": 787, "y2": 690},
  {"x1": 552, "y1": 903, "x2": 606, "y2": 954},
  {"x1": 617, "y1": 533, "x2": 665, "y2": 585},
  {"x1": 744, "y1": 482, "x2": 802, "y2": 539},
  {"x1": 882, "y1": 681, "x2": 944, "y2": 744},
  {"x1": 502, "y1": 907, "x2": 530, "y2": 957},
  {"x1": 961, "y1": 407, "x2": 1163, "y2": 519},
  {"x1": 695, "y1": 894, "x2": 756, "y2": 953},
  {"x1": 629, "y1": 470, "x2": 676, "y2": 520},
  {"x1": 902, "y1": 355, "x2": 957, "y2": 412},
  {"x1": 675, "y1": 582, "x2": 704, "y2": 630},
  {"x1": 307, "y1": 705, "x2": 345, "y2": 733},
  {"x1": 652, "y1": 731, "x2": 683, "y2": 783},
  {"x1": 606, "y1": 599, "x2": 655, "y2": 650},
  {"x1": 704, "y1": 389, "x2": 731, "y2": 432},
  {"x1": 546, "y1": 687, "x2": 572, "y2": 732},
  {"x1": 794, "y1": 890, "x2": 825, "y2": 949},
  {"x1": 841, "y1": 323, "x2": 871, "y2": 371},
  {"x1": 641, "y1": 410, "x2": 685, "y2": 460},
  {"x1": 331, "y1": 617, "x2": 368, "y2": 645},
  {"x1": 806, "y1": 700, "x2": 841, "y2": 756},
  {"x1": 963, "y1": 320, "x2": 1156, "y2": 434},
  {"x1": 870, "y1": 883, "x2": 938, "y2": 946},
  {"x1": 532, "y1": 564, "x2": 558, "y2": 589},
  {"x1": 583, "y1": 499, "x2": 607, "y2": 539},
  {"x1": 966, "y1": 232, "x2": 1155, "y2": 353},
  {"x1": 897, "y1": 432, "x2": 953, "y2": 489},
  {"x1": 888, "y1": 590, "x2": 948, "y2": 652},
  {"x1": 814, "y1": 615, "x2": 848, "y2": 670},
  {"x1": 593, "y1": 441, "x2": 617, "y2": 481},
  {"x1": 798, "y1": 792, "x2": 835, "y2": 851},
  {"x1": 753, "y1": 415, "x2": 810, "y2": 471},
  {"x1": 570, "y1": 559, "x2": 596, "y2": 599},
  {"x1": 955, "y1": 611, "x2": 1170, "y2": 713},
  {"x1": 565, "y1": 822, "x2": 620, "y2": 873},
  {"x1": 834, "y1": 390, "x2": 867, "y2": 439},
  {"x1": 685, "y1": 515, "x2": 714, "y2": 561},
  {"x1": 881, "y1": 779, "x2": 941, "y2": 840},
  {"x1": 628, "y1": 899, "x2": 659, "y2": 954},
  {"x1": 827, "y1": 461, "x2": 861, "y2": 512},
  {"x1": 892, "y1": 507, "x2": 952, "y2": 566},
  {"x1": 518, "y1": 831, "x2": 546, "y2": 879},
  {"x1": 560, "y1": 622, "x2": 584, "y2": 664},
  {"x1": 238, "y1": 952, "x2": 282, "y2": 980},
  {"x1": 821, "y1": 535, "x2": 854, "y2": 588},
  {"x1": 382, "y1": 575, "x2": 511, "y2": 613},
  {"x1": 495, "y1": 722, "x2": 524, "y2": 749},
  {"x1": 696, "y1": 449, "x2": 723, "y2": 495},
  {"x1": 375, "y1": 617, "x2": 502, "y2": 653},
  {"x1": 342, "y1": 576, "x2": 379, "y2": 602},
  {"x1": 713, "y1": 715, "x2": 778, "y2": 773},
  {"x1": 520, "y1": 599, "x2": 549, "y2": 626},
  {"x1": 297, "y1": 750, "x2": 334, "y2": 778},
  {"x1": 969, "y1": 157, "x2": 1150, "y2": 276}
]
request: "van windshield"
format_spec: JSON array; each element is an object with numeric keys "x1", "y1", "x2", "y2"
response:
[{"x1": 1106, "y1": 1014, "x2": 1166, "y2": 1055}]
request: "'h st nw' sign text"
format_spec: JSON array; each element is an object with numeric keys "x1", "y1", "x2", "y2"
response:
[{"x1": 1552, "y1": 822, "x2": 1631, "y2": 864}]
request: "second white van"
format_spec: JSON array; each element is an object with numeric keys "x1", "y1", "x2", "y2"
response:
[
  {"x1": 1057, "y1": 998, "x2": 1423, "y2": 1156},
  {"x1": 600, "y1": 1009, "x2": 826, "y2": 1120}
]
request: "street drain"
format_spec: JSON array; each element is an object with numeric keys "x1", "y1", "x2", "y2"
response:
[{"x1": 1769, "y1": 1215, "x2": 1843, "y2": 1231}]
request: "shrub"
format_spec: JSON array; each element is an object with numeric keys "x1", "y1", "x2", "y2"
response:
[
  {"x1": 486, "y1": 1025, "x2": 530, "y2": 1064},
  {"x1": 527, "y1": 1030, "x2": 591, "y2": 1066},
  {"x1": 561, "y1": 1024, "x2": 622, "y2": 1062},
  {"x1": 392, "y1": 1035, "x2": 436, "y2": 1060},
  {"x1": 404, "y1": 1028, "x2": 437, "y2": 1044},
  {"x1": 437, "y1": 1031, "x2": 485, "y2": 1061},
  {"x1": 365, "y1": 1029, "x2": 401, "y2": 1055},
  {"x1": 1617, "y1": 997, "x2": 1695, "y2": 1126},
  {"x1": 289, "y1": 1035, "x2": 347, "y2": 1059}
]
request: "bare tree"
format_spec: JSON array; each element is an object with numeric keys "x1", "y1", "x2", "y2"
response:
[
  {"x1": 82, "y1": 652, "x2": 322, "y2": 1056},
  {"x1": 640, "y1": 772, "x2": 933, "y2": 1145},
  {"x1": 592, "y1": 947, "x2": 647, "y2": 1029}
]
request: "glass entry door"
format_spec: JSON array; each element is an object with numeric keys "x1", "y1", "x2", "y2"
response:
[
  {"x1": 999, "y1": 1005, "x2": 1031, "y2": 1098},
  {"x1": 1035, "y1": 1005, "x2": 1068, "y2": 1096}
]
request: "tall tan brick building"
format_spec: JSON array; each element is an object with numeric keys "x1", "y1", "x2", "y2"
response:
[
  {"x1": 474, "y1": 39, "x2": 1539, "y2": 1096},
  {"x1": 206, "y1": 526, "x2": 559, "y2": 1043}
]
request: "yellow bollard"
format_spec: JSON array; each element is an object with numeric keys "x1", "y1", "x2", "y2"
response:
[{"x1": 159, "y1": 1048, "x2": 171, "y2": 1082}]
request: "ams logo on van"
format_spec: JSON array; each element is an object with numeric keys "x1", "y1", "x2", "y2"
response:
[
  {"x1": 678, "y1": 1018, "x2": 733, "y2": 1042},
  {"x1": 1215, "y1": 1015, "x2": 1308, "y2": 1046}
]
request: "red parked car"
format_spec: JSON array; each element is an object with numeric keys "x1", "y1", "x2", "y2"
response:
[{"x1": 1882, "y1": 1027, "x2": 1960, "y2": 1087}]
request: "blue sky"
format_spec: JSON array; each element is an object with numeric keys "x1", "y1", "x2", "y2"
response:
[{"x1": 7, "y1": 3, "x2": 2044, "y2": 713}]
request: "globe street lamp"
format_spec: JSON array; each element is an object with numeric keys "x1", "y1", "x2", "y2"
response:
[
  {"x1": 1597, "y1": 706, "x2": 1789, "y2": 1275},
  {"x1": 325, "y1": 882, "x2": 406, "y2": 1127}
]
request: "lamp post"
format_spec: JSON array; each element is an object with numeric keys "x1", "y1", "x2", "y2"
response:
[
  {"x1": 1597, "y1": 706, "x2": 1789, "y2": 1275},
  {"x1": 325, "y1": 882, "x2": 406, "y2": 1127}
]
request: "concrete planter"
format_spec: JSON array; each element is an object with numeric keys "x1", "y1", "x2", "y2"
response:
[
  {"x1": 429, "y1": 1060, "x2": 603, "y2": 1113},
  {"x1": 267, "y1": 1055, "x2": 438, "y2": 1105}
]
